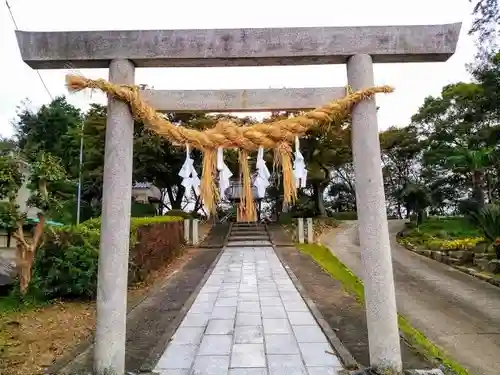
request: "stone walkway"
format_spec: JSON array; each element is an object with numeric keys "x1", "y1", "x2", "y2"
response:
[{"x1": 154, "y1": 231, "x2": 343, "y2": 375}]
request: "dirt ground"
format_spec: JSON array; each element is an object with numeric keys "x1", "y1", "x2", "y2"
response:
[
  {"x1": 0, "y1": 248, "x2": 199, "y2": 375},
  {"x1": 0, "y1": 223, "x2": 225, "y2": 375}
]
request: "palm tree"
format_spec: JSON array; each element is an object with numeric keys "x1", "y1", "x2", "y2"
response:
[
  {"x1": 447, "y1": 147, "x2": 494, "y2": 207},
  {"x1": 399, "y1": 183, "x2": 432, "y2": 225},
  {"x1": 470, "y1": 204, "x2": 500, "y2": 260}
]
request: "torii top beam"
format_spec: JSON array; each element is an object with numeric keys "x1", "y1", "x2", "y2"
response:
[{"x1": 15, "y1": 23, "x2": 461, "y2": 69}]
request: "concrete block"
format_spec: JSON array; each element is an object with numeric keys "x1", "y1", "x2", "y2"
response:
[
  {"x1": 298, "y1": 342, "x2": 342, "y2": 367},
  {"x1": 192, "y1": 218, "x2": 199, "y2": 246},
  {"x1": 306, "y1": 218, "x2": 313, "y2": 243},
  {"x1": 16, "y1": 23, "x2": 461, "y2": 69},
  {"x1": 184, "y1": 219, "x2": 190, "y2": 244},
  {"x1": 298, "y1": 218, "x2": 304, "y2": 244},
  {"x1": 265, "y1": 334, "x2": 300, "y2": 354},
  {"x1": 230, "y1": 343, "x2": 266, "y2": 368}
]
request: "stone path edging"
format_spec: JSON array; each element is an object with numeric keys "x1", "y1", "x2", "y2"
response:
[
  {"x1": 272, "y1": 244, "x2": 359, "y2": 371},
  {"x1": 140, "y1": 247, "x2": 226, "y2": 372},
  {"x1": 400, "y1": 243, "x2": 500, "y2": 288},
  {"x1": 153, "y1": 224, "x2": 345, "y2": 374}
]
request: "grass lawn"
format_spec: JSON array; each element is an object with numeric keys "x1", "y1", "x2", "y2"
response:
[
  {"x1": 410, "y1": 217, "x2": 482, "y2": 240},
  {"x1": 297, "y1": 243, "x2": 470, "y2": 375}
]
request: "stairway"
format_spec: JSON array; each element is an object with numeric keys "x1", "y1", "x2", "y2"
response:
[{"x1": 226, "y1": 222, "x2": 272, "y2": 247}]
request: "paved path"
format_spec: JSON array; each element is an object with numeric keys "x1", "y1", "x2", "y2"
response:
[
  {"x1": 321, "y1": 220, "x2": 500, "y2": 375},
  {"x1": 155, "y1": 226, "x2": 343, "y2": 375},
  {"x1": 0, "y1": 248, "x2": 16, "y2": 285}
]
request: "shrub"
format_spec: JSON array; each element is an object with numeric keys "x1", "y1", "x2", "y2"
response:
[
  {"x1": 31, "y1": 225, "x2": 100, "y2": 299},
  {"x1": 426, "y1": 237, "x2": 485, "y2": 251},
  {"x1": 278, "y1": 212, "x2": 296, "y2": 224},
  {"x1": 30, "y1": 215, "x2": 183, "y2": 300},
  {"x1": 131, "y1": 202, "x2": 157, "y2": 217},
  {"x1": 166, "y1": 209, "x2": 192, "y2": 219}
]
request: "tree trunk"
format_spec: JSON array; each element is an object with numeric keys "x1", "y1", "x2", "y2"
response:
[
  {"x1": 312, "y1": 182, "x2": 327, "y2": 217},
  {"x1": 417, "y1": 209, "x2": 424, "y2": 226},
  {"x1": 405, "y1": 204, "x2": 411, "y2": 219},
  {"x1": 397, "y1": 202, "x2": 403, "y2": 219},
  {"x1": 472, "y1": 170, "x2": 485, "y2": 207},
  {"x1": 14, "y1": 214, "x2": 45, "y2": 294},
  {"x1": 486, "y1": 173, "x2": 493, "y2": 204},
  {"x1": 173, "y1": 185, "x2": 185, "y2": 209}
]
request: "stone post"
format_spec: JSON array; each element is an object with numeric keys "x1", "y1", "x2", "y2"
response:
[
  {"x1": 306, "y1": 218, "x2": 313, "y2": 243},
  {"x1": 184, "y1": 219, "x2": 191, "y2": 244},
  {"x1": 297, "y1": 218, "x2": 304, "y2": 244},
  {"x1": 346, "y1": 54, "x2": 402, "y2": 371},
  {"x1": 94, "y1": 59, "x2": 135, "y2": 375},
  {"x1": 192, "y1": 219, "x2": 199, "y2": 246}
]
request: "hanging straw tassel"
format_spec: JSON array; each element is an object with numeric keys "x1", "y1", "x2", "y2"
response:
[
  {"x1": 238, "y1": 150, "x2": 257, "y2": 222},
  {"x1": 200, "y1": 149, "x2": 218, "y2": 214},
  {"x1": 276, "y1": 143, "x2": 297, "y2": 205}
]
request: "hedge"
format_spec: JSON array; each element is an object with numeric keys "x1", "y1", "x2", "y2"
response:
[{"x1": 30, "y1": 215, "x2": 183, "y2": 300}]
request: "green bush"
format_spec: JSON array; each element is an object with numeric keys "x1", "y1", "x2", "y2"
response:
[
  {"x1": 131, "y1": 202, "x2": 157, "y2": 217},
  {"x1": 31, "y1": 225, "x2": 100, "y2": 299},
  {"x1": 30, "y1": 215, "x2": 184, "y2": 300},
  {"x1": 278, "y1": 212, "x2": 296, "y2": 224},
  {"x1": 166, "y1": 209, "x2": 192, "y2": 219}
]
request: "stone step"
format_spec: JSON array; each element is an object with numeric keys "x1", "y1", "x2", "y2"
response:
[
  {"x1": 230, "y1": 226, "x2": 266, "y2": 231},
  {"x1": 228, "y1": 236, "x2": 270, "y2": 241},
  {"x1": 230, "y1": 228, "x2": 266, "y2": 233},
  {"x1": 228, "y1": 238, "x2": 270, "y2": 243},
  {"x1": 230, "y1": 232, "x2": 267, "y2": 238},
  {"x1": 226, "y1": 242, "x2": 272, "y2": 247}
]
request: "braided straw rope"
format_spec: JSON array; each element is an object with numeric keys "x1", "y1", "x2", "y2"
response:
[{"x1": 65, "y1": 74, "x2": 393, "y2": 220}]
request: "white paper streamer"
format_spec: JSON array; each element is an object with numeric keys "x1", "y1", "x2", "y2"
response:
[
  {"x1": 293, "y1": 136, "x2": 307, "y2": 188},
  {"x1": 254, "y1": 146, "x2": 270, "y2": 198},
  {"x1": 178, "y1": 144, "x2": 200, "y2": 199},
  {"x1": 217, "y1": 147, "x2": 233, "y2": 200}
]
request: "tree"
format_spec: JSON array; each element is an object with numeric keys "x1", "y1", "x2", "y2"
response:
[
  {"x1": 447, "y1": 147, "x2": 495, "y2": 206},
  {"x1": 14, "y1": 96, "x2": 83, "y2": 178},
  {"x1": 380, "y1": 125, "x2": 423, "y2": 218},
  {"x1": 469, "y1": 0, "x2": 499, "y2": 54},
  {"x1": 0, "y1": 137, "x2": 17, "y2": 156},
  {"x1": 399, "y1": 183, "x2": 432, "y2": 225},
  {"x1": 411, "y1": 82, "x2": 496, "y2": 211},
  {"x1": 0, "y1": 151, "x2": 69, "y2": 293}
]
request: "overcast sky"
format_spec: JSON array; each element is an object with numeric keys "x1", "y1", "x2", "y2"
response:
[{"x1": 0, "y1": 0, "x2": 476, "y2": 138}]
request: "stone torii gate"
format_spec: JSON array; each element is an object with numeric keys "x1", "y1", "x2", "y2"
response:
[{"x1": 15, "y1": 23, "x2": 460, "y2": 374}]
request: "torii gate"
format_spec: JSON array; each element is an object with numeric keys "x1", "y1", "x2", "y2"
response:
[{"x1": 15, "y1": 23, "x2": 460, "y2": 374}]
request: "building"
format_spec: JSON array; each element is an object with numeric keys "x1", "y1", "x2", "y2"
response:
[{"x1": 131, "y1": 182, "x2": 162, "y2": 204}]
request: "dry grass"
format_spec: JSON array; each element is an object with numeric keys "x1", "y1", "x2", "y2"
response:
[{"x1": 0, "y1": 245, "x2": 199, "y2": 375}]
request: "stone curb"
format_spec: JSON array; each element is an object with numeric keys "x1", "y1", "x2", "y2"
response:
[
  {"x1": 268, "y1": 235, "x2": 359, "y2": 370},
  {"x1": 139, "y1": 247, "x2": 225, "y2": 372},
  {"x1": 400, "y1": 243, "x2": 500, "y2": 288}
]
